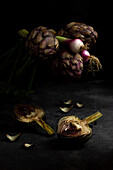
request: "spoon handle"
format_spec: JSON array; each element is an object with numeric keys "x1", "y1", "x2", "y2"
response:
[
  {"x1": 82, "y1": 111, "x2": 103, "y2": 124},
  {"x1": 35, "y1": 119, "x2": 55, "y2": 135}
]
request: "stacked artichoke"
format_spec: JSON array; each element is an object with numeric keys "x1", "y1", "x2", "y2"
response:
[
  {"x1": 57, "y1": 52, "x2": 83, "y2": 78},
  {"x1": 26, "y1": 26, "x2": 59, "y2": 60}
]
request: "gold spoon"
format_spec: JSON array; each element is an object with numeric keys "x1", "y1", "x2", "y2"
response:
[{"x1": 14, "y1": 104, "x2": 55, "y2": 135}]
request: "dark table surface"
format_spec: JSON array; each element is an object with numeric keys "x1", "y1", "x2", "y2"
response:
[{"x1": 0, "y1": 79, "x2": 113, "y2": 170}]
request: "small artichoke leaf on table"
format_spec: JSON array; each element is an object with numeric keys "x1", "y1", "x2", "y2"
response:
[
  {"x1": 63, "y1": 99, "x2": 72, "y2": 105},
  {"x1": 59, "y1": 105, "x2": 73, "y2": 113},
  {"x1": 6, "y1": 133, "x2": 21, "y2": 142},
  {"x1": 23, "y1": 143, "x2": 35, "y2": 149},
  {"x1": 76, "y1": 102, "x2": 84, "y2": 108}
]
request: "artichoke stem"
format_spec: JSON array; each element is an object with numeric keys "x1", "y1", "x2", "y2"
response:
[
  {"x1": 10, "y1": 58, "x2": 34, "y2": 95},
  {"x1": 0, "y1": 40, "x2": 23, "y2": 73},
  {"x1": 83, "y1": 111, "x2": 103, "y2": 124},
  {"x1": 15, "y1": 56, "x2": 32, "y2": 78},
  {"x1": 0, "y1": 47, "x2": 15, "y2": 61},
  {"x1": 36, "y1": 119, "x2": 55, "y2": 135},
  {"x1": 27, "y1": 63, "x2": 37, "y2": 92},
  {"x1": 18, "y1": 29, "x2": 29, "y2": 39},
  {"x1": 56, "y1": 36, "x2": 70, "y2": 43},
  {"x1": 0, "y1": 42, "x2": 23, "y2": 93},
  {"x1": 0, "y1": 48, "x2": 15, "y2": 73}
]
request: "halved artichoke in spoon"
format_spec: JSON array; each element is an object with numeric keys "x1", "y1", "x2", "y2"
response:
[
  {"x1": 57, "y1": 111, "x2": 102, "y2": 142},
  {"x1": 14, "y1": 104, "x2": 55, "y2": 135}
]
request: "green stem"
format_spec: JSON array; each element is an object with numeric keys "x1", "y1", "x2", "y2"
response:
[
  {"x1": 56, "y1": 36, "x2": 70, "y2": 43},
  {"x1": 27, "y1": 62, "x2": 37, "y2": 92},
  {"x1": 0, "y1": 41, "x2": 22, "y2": 73},
  {"x1": 10, "y1": 58, "x2": 35, "y2": 95},
  {"x1": 0, "y1": 47, "x2": 15, "y2": 61},
  {"x1": 18, "y1": 29, "x2": 29, "y2": 39},
  {"x1": 0, "y1": 42, "x2": 23, "y2": 93},
  {"x1": 36, "y1": 119, "x2": 55, "y2": 135},
  {"x1": 83, "y1": 111, "x2": 103, "y2": 124},
  {"x1": 15, "y1": 56, "x2": 32, "y2": 79},
  {"x1": 0, "y1": 50, "x2": 14, "y2": 74}
]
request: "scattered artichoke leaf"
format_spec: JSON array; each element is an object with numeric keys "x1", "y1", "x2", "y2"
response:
[
  {"x1": 6, "y1": 133, "x2": 21, "y2": 142},
  {"x1": 23, "y1": 143, "x2": 34, "y2": 148},
  {"x1": 63, "y1": 99, "x2": 72, "y2": 105},
  {"x1": 59, "y1": 105, "x2": 73, "y2": 113},
  {"x1": 76, "y1": 102, "x2": 84, "y2": 108}
]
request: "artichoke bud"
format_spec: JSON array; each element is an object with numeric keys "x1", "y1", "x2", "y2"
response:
[
  {"x1": 59, "y1": 51, "x2": 83, "y2": 78},
  {"x1": 25, "y1": 26, "x2": 59, "y2": 60}
]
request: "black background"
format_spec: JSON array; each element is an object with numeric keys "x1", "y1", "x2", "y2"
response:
[{"x1": 0, "y1": 1, "x2": 113, "y2": 170}]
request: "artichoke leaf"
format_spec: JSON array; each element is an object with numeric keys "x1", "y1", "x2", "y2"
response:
[
  {"x1": 6, "y1": 133, "x2": 21, "y2": 142},
  {"x1": 63, "y1": 99, "x2": 72, "y2": 105},
  {"x1": 23, "y1": 143, "x2": 34, "y2": 148},
  {"x1": 76, "y1": 102, "x2": 84, "y2": 108},
  {"x1": 59, "y1": 105, "x2": 73, "y2": 113}
]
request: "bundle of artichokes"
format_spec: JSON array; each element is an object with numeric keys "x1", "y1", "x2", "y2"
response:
[{"x1": 0, "y1": 22, "x2": 102, "y2": 95}]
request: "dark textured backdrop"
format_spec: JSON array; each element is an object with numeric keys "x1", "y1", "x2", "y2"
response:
[{"x1": 0, "y1": 80, "x2": 113, "y2": 170}]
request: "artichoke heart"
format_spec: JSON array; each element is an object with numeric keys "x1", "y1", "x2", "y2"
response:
[{"x1": 57, "y1": 116, "x2": 92, "y2": 139}]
